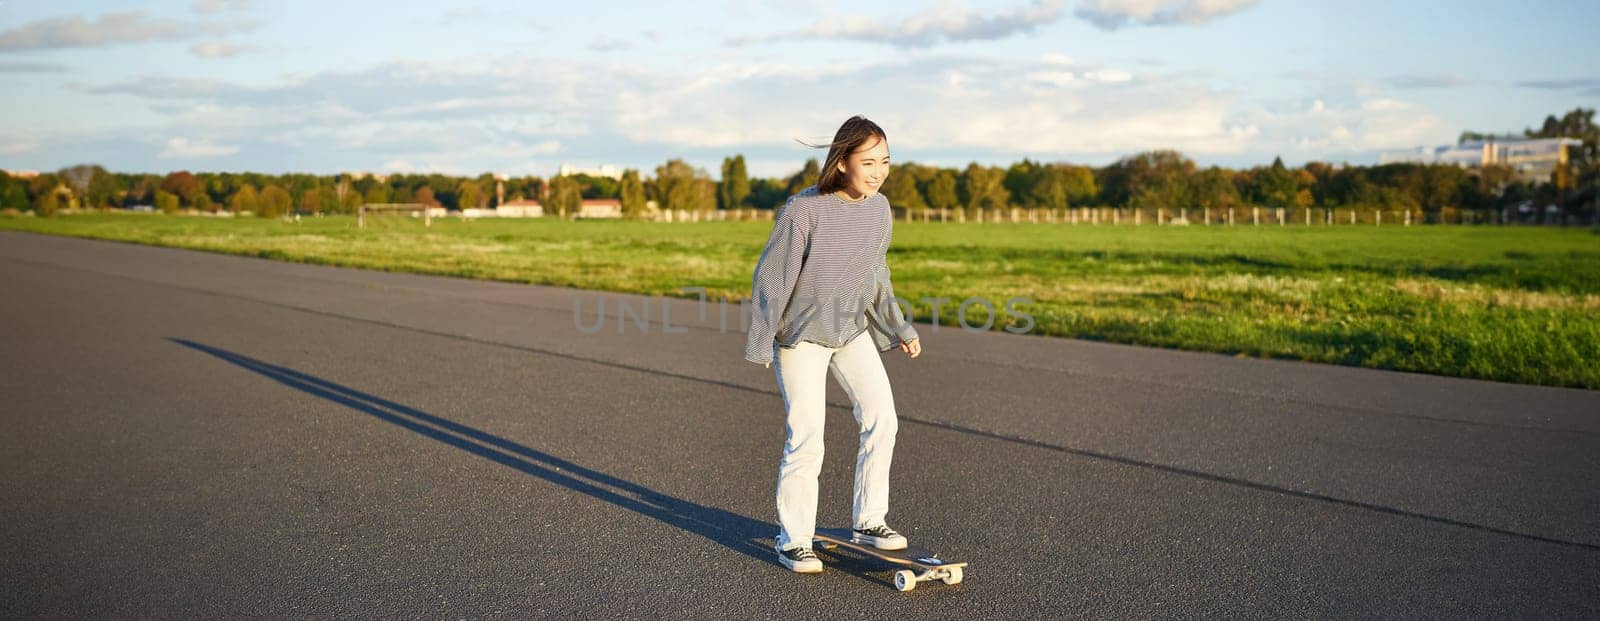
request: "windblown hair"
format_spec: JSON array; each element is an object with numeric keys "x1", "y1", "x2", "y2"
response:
[{"x1": 800, "y1": 115, "x2": 887, "y2": 195}]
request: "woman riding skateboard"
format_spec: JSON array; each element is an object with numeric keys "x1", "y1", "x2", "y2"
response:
[{"x1": 744, "y1": 115, "x2": 922, "y2": 573}]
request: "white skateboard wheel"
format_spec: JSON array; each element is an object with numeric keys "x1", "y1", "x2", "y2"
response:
[{"x1": 894, "y1": 569, "x2": 916, "y2": 592}]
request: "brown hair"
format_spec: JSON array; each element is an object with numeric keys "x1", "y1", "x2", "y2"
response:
[{"x1": 801, "y1": 115, "x2": 887, "y2": 194}]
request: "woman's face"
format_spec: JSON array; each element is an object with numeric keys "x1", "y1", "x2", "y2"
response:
[{"x1": 836, "y1": 135, "x2": 890, "y2": 199}]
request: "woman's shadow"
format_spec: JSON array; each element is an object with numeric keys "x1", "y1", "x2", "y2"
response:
[{"x1": 168, "y1": 338, "x2": 889, "y2": 585}]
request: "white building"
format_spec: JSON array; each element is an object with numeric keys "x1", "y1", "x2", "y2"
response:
[
  {"x1": 556, "y1": 163, "x2": 623, "y2": 180},
  {"x1": 1379, "y1": 137, "x2": 1582, "y2": 182}
]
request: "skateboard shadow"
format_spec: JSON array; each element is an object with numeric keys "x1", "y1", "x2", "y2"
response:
[{"x1": 168, "y1": 338, "x2": 888, "y2": 586}]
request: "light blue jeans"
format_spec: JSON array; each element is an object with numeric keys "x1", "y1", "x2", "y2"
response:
[{"x1": 773, "y1": 329, "x2": 899, "y2": 550}]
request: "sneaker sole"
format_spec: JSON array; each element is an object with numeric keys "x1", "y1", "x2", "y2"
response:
[
  {"x1": 852, "y1": 535, "x2": 908, "y2": 551},
  {"x1": 779, "y1": 557, "x2": 824, "y2": 573}
]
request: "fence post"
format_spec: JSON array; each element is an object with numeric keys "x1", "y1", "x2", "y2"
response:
[{"x1": 358, "y1": 205, "x2": 365, "y2": 229}]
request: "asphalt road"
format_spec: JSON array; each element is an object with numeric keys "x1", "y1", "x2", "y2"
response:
[{"x1": 2, "y1": 230, "x2": 1597, "y2": 618}]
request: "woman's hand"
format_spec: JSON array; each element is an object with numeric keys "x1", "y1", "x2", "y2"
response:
[{"x1": 900, "y1": 338, "x2": 922, "y2": 359}]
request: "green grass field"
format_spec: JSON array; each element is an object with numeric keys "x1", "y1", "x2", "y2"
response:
[{"x1": 6, "y1": 211, "x2": 1598, "y2": 388}]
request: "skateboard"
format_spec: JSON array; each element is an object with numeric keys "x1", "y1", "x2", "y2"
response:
[{"x1": 813, "y1": 528, "x2": 967, "y2": 592}]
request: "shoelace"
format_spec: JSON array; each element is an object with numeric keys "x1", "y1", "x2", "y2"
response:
[
  {"x1": 859, "y1": 526, "x2": 899, "y2": 538},
  {"x1": 788, "y1": 547, "x2": 817, "y2": 561}
]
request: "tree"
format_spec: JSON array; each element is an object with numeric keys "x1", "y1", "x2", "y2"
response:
[
  {"x1": 547, "y1": 176, "x2": 582, "y2": 218},
  {"x1": 619, "y1": 169, "x2": 647, "y2": 219},
  {"x1": 457, "y1": 181, "x2": 484, "y2": 210},
  {"x1": 1420, "y1": 164, "x2": 1466, "y2": 214},
  {"x1": 1251, "y1": 157, "x2": 1298, "y2": 208},
  {"x1": 161, "y1": 171, "x2": 204, "y2": 207},
  {"x1": 1100, "y1": 150, "x2": 1193, "y2": 208},
  {"x1": 0, "y1": 173, "x2": 27, "y2": 210},
  {"x1": 959, "y1": 163, "x2": 1010, "y2": 210},
  {"x1": 299, "y1": 188, "x2": 323, "y2": 215},
  {"x1": 59, "y1": 164, "x2": 121, "y2": 208},
  {"x1": 229, "y1": 184, "x2": 259, "y2": 213},
  {"x1": 1189, "y1": 166, "x2": 1241, "y2": 210},
  {"x1": 413, "y1": 186, "x2": 440, "y2": 207},
  {"x1": 747, "y1": 177, "x2": 788, "y2": 210},
  {"x1": 362, "y1": 185, "x2": 390, "y2": 205},
  {"x1": 1061, "y1": 165, "x2": 1098, "y2": 205},
  {"x1": 786, "y1": 158, "x2": 820, "y2": 195},
  {"x1": 719, "y1": 155, "x2": 751, "y2": 209},
  {"x1": 654, "y1": 159, "x2": 708, "y2": 212},
  {"x1": 338, "y1": 186, "x2": 363, "y2": 213},
  {"x1": 122, "y1": 175, "x2": 159, "y2": 208},
  {"x1": 1003, "y1": 159, "x2": 1045, "y2": 208},
  {"x1": 879, "y1": 162, "x2": 927, "y2": 210},
  {"x1": 154, "y1": 190, "x2": 179, "y2": 215},
  {"x1": 568, "y1": 173, "x2": 619, "y2": 199},
  {"x1": 258, "y1": 185, "x2": 292, "y2": 218},
  {"x1": 29, "y1": 174, "x2": 69, "y2": 213},
  {"x1": 926, "y1": 170, "x2": 958, "y2": 209},
  {"x1": 1029, "y1": 167, "x2": 1065, "y2": 210}
]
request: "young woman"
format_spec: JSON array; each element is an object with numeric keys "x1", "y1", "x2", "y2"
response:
[{"x1": 744, "y1": 116, "x2": 922, "y2": 573}]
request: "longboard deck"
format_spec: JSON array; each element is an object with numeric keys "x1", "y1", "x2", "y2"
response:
[
  {"x1": 812, "y1": 528, "x2": 961, "y2": 568},
  {"x1": 812, "y1": 528, "x2": 968, "y2": 591}
]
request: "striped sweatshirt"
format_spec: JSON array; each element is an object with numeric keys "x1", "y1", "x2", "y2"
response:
[{"x1": 744, "y1": 185, "x2": 919, "y2": 365}]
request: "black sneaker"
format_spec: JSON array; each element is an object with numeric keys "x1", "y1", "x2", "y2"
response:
[
  {"x1": 778, "y1": 545, "x2": 823, "y2": 573},
  {"x1": 853, "y1": 525, "x2": 908, "y2": 550}
]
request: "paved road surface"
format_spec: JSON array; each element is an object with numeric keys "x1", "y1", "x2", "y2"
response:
[{"x1": 2, "y1": 231, "x2": 1597, "y2": 618}]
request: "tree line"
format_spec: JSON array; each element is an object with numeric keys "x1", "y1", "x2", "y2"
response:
[{"x1": 4, "y1": 108, "x2": 1593, "y2": 220}]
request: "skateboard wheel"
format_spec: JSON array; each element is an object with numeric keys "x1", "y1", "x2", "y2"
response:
[
  {"x1": 894, "y1": 570, "x2": 916, "y2": 592},
  {"x1": 941, "y1": 566, "x2": 963, "y2": 585}
]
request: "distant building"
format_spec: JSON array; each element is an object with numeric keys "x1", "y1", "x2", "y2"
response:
[
  {"x1": 557, "y1": 163, "x2": 623, "y2": 180},
  {"x1": 498, "y1": 199, "x2": 545, "y2": 218},
  {"x1": 1379, "y1": 137, "x2": 1582, "y2": 182},
  {"x1": 1, "y1": 169, "x2": 40, "y2": 179},
  {"x1": 577, "y1": 198, "x2": 623, "y2": 219}
]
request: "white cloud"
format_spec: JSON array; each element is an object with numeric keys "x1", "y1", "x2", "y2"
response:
[
  {"x1": 159, "y1": 137, "x2": 239, "y2": 158},
  {"x1": 1083, "y1": 69, "x2": 1133, "y2": 83},
  {"x1": 588, "y1": 35, "x2": 632, "y2": 53},
  {"x1": 0, "y1": 138, "x2": 39, "y2": 155},
  {"x1": 190, "y1": 41, "x2": 249, "y2": 58},
  {"x1": 82, "y1": 76, "x2": 236, "y2": 99},
  {"x1": 1074, "y1": 0, "x2": 1258, "y2": 30},
  {"x1": 69, "y1": 52, "x2": 1452, "y2": 174},
  {"x1": 0, "y1": 61, "x2": 68, "y2": 73},
  {"x1": 1257, "y1": 97, "x2": 1448, "y2": 154},
  {"x1": 193, "y1": 0, "x2": 252, "y2": 14},
  {"x1": 1027, "y1": 69, "x2": 1077, "y2": 87},
  {"x1": 0, "y1": 10, "x2": 257, "y2": 51},
  {"x1": 731, "y1": 0, "x2": 1066, "y2": 48}
]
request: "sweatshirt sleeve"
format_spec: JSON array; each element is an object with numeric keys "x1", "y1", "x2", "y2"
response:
[
  {"x1": 870, "y1": 261, "x2": 919, "y2": 347},
  {"x1": 744, "y1": 201, "x2": 810, "y2": 364}
]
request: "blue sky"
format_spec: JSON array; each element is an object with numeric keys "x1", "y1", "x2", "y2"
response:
[{"x1": 1, "y1": 0, "x2": 1596, "y2": 178}]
